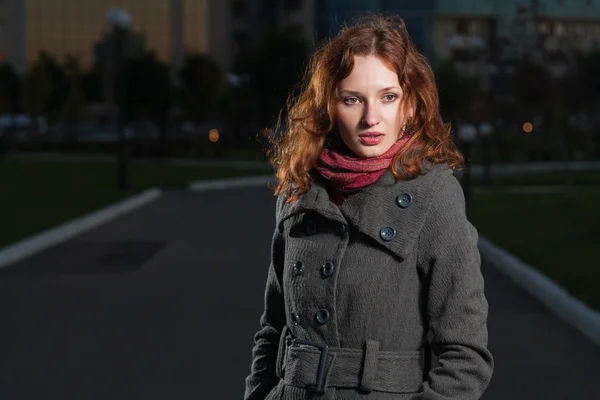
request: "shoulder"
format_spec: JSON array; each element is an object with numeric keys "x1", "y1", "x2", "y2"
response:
[
  {"x1": 387, "y1": 162, "x2": 466, "y2": 247},
  {"x1": 408, "y1": 162, "x2": 456, "y2": 192},
  {"x1": 274, "y1": 191, "x2": 303, "y2": 226},
  {"x1": 275, "y1": 193, "x2": 288, "y2": 222},
  {"x1": 335, "y1": 162, "x2": 461, "y2": 260},
  {"x1": 415, "y1": 164, "x2": 473, "y2": 249},
  {"x1": 417, "y1": 163, "x2": 466, "y2": 218},
  {"x1": 394, "y1": 162, "x2": 459, "y2": 213}
]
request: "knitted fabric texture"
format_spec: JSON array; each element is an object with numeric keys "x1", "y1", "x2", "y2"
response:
[
  {"x1": 314, "y1": 136, "x2": 410, "y2": 205},
  {"x1": 243, "y1": 165, "x2": 494, "y2": 400}
]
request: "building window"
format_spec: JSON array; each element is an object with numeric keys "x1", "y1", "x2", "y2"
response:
[
  {"x1": 575, "y1": 24, "x2": 586, "y2": 36},
  {"x1": 538, "y1": 22, "x2": 550, "y2": 34},
  {"x1": 232, "y1": 0, "x2": 245, "y2": 18},
  {"x1": 283, "y1": 0, "x2": 302, "y2": 11},
  {"x1": 553, "y1": 22, "x2": 565, "y2": 36},
  {"x1": 468, "y1": 20, "x2": 479, "y2": 35}
]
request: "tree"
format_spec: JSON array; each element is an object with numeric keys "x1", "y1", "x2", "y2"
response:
[
  {"x1": 233, "y1": 26, "x2": 310, "y2": 126},
  {"x1": 0, "y1": 63, "x2": 21, "y2": 115},
  {"x1": 19, "y1": 53, "x2": 54, "y2": 118},
  {"x1": 61, "y1": 56, "x2": 86, "y2": 140},
  {"x1": 20, "y1": 52, "x2": 69, "y2": 124},
  {"x1": 81, "y1": 67, "x2": 103, "y2": 103},
  {"x1": 92, "y1": 27, "x2": 148, "y2": 106},
  {"x1": 117, "y1": 51, "x2": 172, "y2": 123},
  {"x1": 572, "y1": 51, "x2": 600, "y2": 107},
  {"x1": 116, "y1": 51, "x2": 173, "y2": 157},
  {"x1": 177, "y1": 53, "x2": 224, "y2": 121},
  {"x1": 434, "y1": 59, "x2": 479, "y2": 124},
  {"x1": 513, "y1": 58, "x2": 551, "y2": 115}
]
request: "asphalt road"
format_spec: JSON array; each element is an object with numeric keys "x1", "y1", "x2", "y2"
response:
[{"x1": 0, "y1": 187, "x2": 598, "y2": 399}]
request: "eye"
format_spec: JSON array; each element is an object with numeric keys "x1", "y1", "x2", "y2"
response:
[
  {"x1": 343, "y1": 96, "x2": 360, "y2": 105},
  {"x1": 383, "y1": 94, "x2": 398, "y2": 102}
]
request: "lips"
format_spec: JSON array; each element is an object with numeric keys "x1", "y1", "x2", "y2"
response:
[{"x1": 358, "y1": 132, "x2": 384, "y2": 146}]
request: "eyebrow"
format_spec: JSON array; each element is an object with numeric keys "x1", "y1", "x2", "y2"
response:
[{"x1": 338, "y1": 86, "x2": 402, "y2": 95}]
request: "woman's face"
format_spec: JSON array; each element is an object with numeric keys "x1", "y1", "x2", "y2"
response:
[{"x1": 334, "y1": 54, "x2": 407, "y2": 158}]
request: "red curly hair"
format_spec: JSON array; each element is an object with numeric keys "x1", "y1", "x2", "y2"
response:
[{"x1": 269, "y1": 14, "x2": 464, "y2": 203}]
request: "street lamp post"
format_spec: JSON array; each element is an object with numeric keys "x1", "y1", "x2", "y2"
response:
[{"x1": 106, "y1": 9, "x2": 132, "y2": 190}]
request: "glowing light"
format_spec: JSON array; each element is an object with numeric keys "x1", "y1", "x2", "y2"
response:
[
  {"x1": 523, "y1": 122, "x2": 533, "y2": 133},
  {"x1": 209, "y1": 129, "x2": 220, "y2": 142}
]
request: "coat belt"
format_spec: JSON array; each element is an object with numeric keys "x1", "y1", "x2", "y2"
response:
[{"x1": 275, "y1": 326, "x2": 426, "y2": 394}]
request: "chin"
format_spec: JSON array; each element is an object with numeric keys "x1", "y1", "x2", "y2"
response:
[{"x1": 350, "y1": 142, "x2": 392, "y2": 158}]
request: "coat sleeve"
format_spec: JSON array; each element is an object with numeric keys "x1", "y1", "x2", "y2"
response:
[
  {"x1": 416, "y1": 174, "x2": 494, "y2": 400},
  {"x1": 244, "y1": 196, "x2": 287, "y2": 400}
]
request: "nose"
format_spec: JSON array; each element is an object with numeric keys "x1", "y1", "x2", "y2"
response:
[{"x1": 361, "y1": 103, "x2": 380, "y2": 127}]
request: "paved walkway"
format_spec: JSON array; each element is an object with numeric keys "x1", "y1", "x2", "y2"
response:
[{"x1": 0, "y1": 187, "x2": 598, "y2": 399}]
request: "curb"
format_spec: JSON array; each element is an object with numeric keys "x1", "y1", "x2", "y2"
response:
[
  {"x1": 479, "y1": 236, "x2": 600, "y2": 347},
  {"x1": 188, "y1": 175, "x2": 276, "y2": 192},
  {"x1": 0, "y1": 188, "x2": 162, "y2": 270}
]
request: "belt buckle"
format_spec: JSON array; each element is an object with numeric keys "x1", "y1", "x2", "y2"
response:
[{"x1": 291, "y1": 338, "x2": 330, "y2": 394}]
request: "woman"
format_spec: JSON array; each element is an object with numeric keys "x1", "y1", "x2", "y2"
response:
[{"x1": 245, "y1": 14, "x2": 494, "y2": 400}]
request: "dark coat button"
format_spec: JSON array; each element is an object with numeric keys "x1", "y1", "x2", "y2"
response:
[
  {"x1": 305, "y1": 219, "x2": 317, "y2": 235},
  {"x1": 321, "y1": 261, "x2": 335, "y2": 277},
  {"x1": 339, "y1": 223, "x2": 347, "y2": 235},
  {"x1": 379, "y1": 227, "x2": 396, "y2": 241},
  {"x1": 396, "y1": 193, "x2": 412, "y2": 208},
  {"x1": 292, "y1": 261, "x2": 305, "y2": 275},
  {"x1": 315, "y1": 309, "x2": 330, "y2": 325},
  {"x1": 292, "y1": 312, "x2": 301, "y2": 326}
]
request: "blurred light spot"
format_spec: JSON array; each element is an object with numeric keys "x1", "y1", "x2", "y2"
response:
[
  {"x1": 209, "y1": 129, "x2": 220, "y2": 142},
  {"x1": 523, "y1": 122, "x2": 533, "y2": 133}
]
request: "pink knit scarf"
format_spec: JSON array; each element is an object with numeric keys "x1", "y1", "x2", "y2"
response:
[{"x1": 315, "y1": 136, "x2": 410, "y2": 205}]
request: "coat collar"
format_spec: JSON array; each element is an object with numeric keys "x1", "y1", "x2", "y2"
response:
[{"x1": 278, "y1": 163, "x2": 453, "y2": 260}]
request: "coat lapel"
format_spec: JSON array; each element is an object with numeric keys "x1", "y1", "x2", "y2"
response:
[
  {"x1": 277, "y1": 172, "x2": 345, "y2": 224},
  {"x1": 278, "y1": 164, "x2": 452, "y2": 260},
  {"x1": 342, "y1": 166, "x2": 447, "y2": 260}
]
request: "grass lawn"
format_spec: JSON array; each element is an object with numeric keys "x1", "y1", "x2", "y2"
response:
[
  {"x1": 0, "y1": 159, "x2": 272, "y2": 248},
  {"x1": 468, "y1": 172, "x2": 600, "y2": 311}
]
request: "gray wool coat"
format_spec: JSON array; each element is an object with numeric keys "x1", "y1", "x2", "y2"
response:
[{"x1": 244, "y1": 163, "x2": 494, "y2": 400}]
